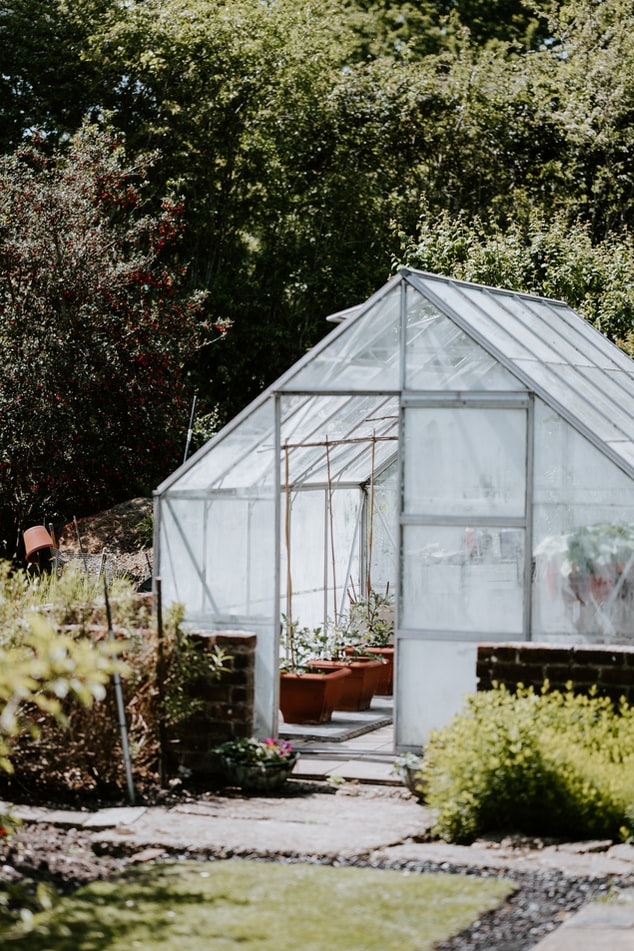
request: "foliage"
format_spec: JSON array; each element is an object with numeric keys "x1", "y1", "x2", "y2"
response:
[
  {"x1": 280, "y1": 613, "x2": 360, "y2": 672},
  {"x1": 347, "y1": 586, "x2": 395, "y2": 648},
  {"x1": 536, "y1": 523, "x2": 634, "y2": 578},
  {"x1": 422, "y1": 684, "x2": 634, "y2": 843},
  {"x1": 216, "y1": 737, "x2": 295, "y2": 765},
  {"x1": 399, "y1": 208, "x2": 634, "y2": 345},
  {"x1": 158, "y1": 614, "x2": 229, "y2": 729},
  {"x1": 2, "y1": 859, "x2": 514, "y2": 948},
  {"x1": 0, "y1": 123, "x2": 214, "y2": 556},
  {"x1": 0, "y1": 566, "x2": 127, "y2": 776},
  {"x1": 0, "y1": 564, "x2": 227, "y2": 798},
  {"x1": 3, "y1": 0, "x2": 634, "y2": 503}
]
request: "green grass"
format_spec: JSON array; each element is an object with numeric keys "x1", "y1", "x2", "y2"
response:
[{"x1": 6, "y1": 859, "x2": 514, "y2": 950}]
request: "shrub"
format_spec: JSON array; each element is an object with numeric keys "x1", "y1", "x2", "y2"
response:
[
  {"x1": 422, "y1": 684, "x2": 634, "y2": 844},
  {"x1": 0, "y1": 563, "x2": 227, "y2": 800}
]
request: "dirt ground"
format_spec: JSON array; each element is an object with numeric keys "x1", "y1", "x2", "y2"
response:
[{"x1": 56, "y1": 497, "x2": 153, "y2": 584}]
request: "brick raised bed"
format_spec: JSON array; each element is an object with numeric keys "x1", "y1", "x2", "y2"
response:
[
  {"x1": 477, "y1": 642, "x2": 634, "y2": 705},
  {"x1": 167, "y1": 630, "x2": 256, "y2": 778}
]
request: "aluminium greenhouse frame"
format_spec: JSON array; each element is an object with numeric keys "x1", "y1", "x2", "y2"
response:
[{"x1": 155, "y1": 268, "x2": 634, "y2": 750}]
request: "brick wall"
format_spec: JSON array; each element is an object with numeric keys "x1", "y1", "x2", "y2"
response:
[
  {"x1": 477, "y1": 642, "x2": 634, "y2": 705},
  {"x1": 167, "y1": 630, "x2": 256, "y2": 778}
]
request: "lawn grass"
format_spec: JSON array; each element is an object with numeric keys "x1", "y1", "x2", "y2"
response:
[{"x1": 6, "y1": 859, "x2": 514, "y2": 950}]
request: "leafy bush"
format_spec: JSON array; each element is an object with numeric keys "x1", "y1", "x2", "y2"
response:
[
  {"x1": 0, "y1": 563, "x2": 227, "y2": 800},
  {"x1": 422, "y1": 684, "x2": 634, "y2": 843}
]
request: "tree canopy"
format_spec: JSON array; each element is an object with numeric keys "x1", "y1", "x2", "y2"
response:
[
  {"x1": 0, "y1": 125, "x2": 214, "y2": 550},
  {"x1": 2, "y1": 0, "x2": 634, "y2": 543}
]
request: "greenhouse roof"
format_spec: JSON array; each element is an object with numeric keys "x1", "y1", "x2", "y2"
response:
[{"x1": 156, "y1": 268, "x2": 634, "y2": 495}]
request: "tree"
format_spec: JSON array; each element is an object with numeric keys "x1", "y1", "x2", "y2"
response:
[
  {"x1": 0, "y1": 124, "x2": 217, "y2": 555},
  {"x1": 399, "y1": 206, "x2": 634, "y2": 346}
]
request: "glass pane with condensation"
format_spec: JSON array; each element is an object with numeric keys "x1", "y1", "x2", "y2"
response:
[
  {"x1": 174, "y1": 397, "x2": 276, "y2": 492},
  {"x1": 532, "y1": 398, "x2": 634, "y2": 643},
  {"x1": 532, "y1": 299, "x2": 634, "y2": 374},
  {"x1": 395, "y1": 639, "x2": 478, "y2": 745},
  {"x1": 515, "y1": 359, "x2": 632, "y2": 445},
  {"x1": 403, "y1": 406, "x2": 527, "y2": 517},
  {"x1": 281, "y1": 284, "x2": 401, "y2": 391},
  {"x1": 405, "y1": 288, "x2": 525, "y2": 390},
  {"x1": 401, "y1": 524, "x2": 525, "y2": 633},
  {"x1": 280, "y1": 485, "x2": 362, "y2": 632}
]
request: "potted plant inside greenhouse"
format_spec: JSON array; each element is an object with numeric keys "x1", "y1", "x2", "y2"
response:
[
  {"x1": 279, "y1": 616, "x2": 352, "y2": 725},
  {"x1": 536, "y1": 522, "x2": 634, "y2": 605},
  {"x1": 302, "y1": 615, "x2": 385, "y2": 712},
  {"x1": 346, "y1": 584, "x2": 395, "y2": 696}
]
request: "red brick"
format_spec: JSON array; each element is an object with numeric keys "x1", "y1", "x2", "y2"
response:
[
  {"x1": 573, "y1": 647, "x2": 625, "y2": 666},
  {"x1": 520, "y1": 646, "x2": 574, "y2": 665},
  {"x1": 598, "y1": 667, "x2": 634, "y2": 687}
]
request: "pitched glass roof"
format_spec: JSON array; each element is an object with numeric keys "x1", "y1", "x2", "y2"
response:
[
  {"x1": 156, "y1": 268, "x2": 634, "y2": 495},
  {"x1": 405, "y1": 270, "x2": 634, "y2": 479}
]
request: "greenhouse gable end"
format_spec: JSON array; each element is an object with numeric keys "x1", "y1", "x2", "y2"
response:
[{"x1": 154, "y1": 269, "x2": 634, "y2": 748}]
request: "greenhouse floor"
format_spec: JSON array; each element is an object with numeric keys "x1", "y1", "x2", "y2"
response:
[{"x1": 282, "y1": 697, "x2": 399, "y2": 786}]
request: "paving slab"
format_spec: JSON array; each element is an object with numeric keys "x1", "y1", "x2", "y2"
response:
[
  {"x1": 374, "y1": 841, "x2": 634, "y2": 879},
  {"x1": 82, "y1": 806, "x2": 148, "y2": 829},
  {"x1": 89, "y1": 791, "x2": 428, "y2": 858},
  {"x1": 530, "y1": 888, "x2": 634, "y2": 950}
]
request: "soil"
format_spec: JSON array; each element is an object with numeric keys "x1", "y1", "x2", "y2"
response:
[{"x1": 56, "y1": 497, "x2": 153, "y2": 584}]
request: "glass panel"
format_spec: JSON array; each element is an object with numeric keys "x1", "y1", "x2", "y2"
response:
[
  {"x1": 401, "y1": 525, "x2": 525, "y2": 633},
  {"x1": 532, "y1": 399, "x2": 634, "y2": 643},
  {"x1": 405, "y1": 288, "x2": 525, "y2": 390},
  {"x1": 158, "y1": 496, "x2": 207, "y2": 614},
  {"x1": 367, "y1": 459, "x2": 399, "y2": 597},
  {"x1": 175, "y1": 398, "x2": 276, "y2": 491},
  {"x1": 281, "y1": 486, "x2": 362, "y2": 632},
  {"x1": 533, "y1": 300, "x2": 634, "y2": 375},
  {"x1": 281, "y1": 284, "x2": 401, "y2": 391},
  {"x1": 395, "y1": 639, "x2": 478, "y2": 746},
  {"x1": 403, "y1": 406, "x2": 527, "y2": 517},
  {"x1": 281, "y1": 394, "x2": 399, "y2": 487}
]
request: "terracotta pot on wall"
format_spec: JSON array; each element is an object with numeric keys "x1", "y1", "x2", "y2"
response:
[{"x1": 23, "y1": 526, "x2": 57, "y2": 566}]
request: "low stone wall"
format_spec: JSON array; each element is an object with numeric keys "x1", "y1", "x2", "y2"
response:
[
  {"x1": 167, "y1": 630, "x2": 256, "y2": 777},
  {"x1": 477, "y1": 642, "x2": 634, "y2": 705}
]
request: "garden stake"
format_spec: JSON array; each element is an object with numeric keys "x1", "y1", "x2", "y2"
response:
[
  {"x1": 73, "y1": 515, "x2": 89, "y2": 576},
  {"x1": 183, "y1": 393, "x2": 198, "y2": 464},
  {"x1": 155, "y1": 576, "x2": 167, "y2": 786},
  {"x1": 103, "y1": 577, "x2": 136, "y2": 805}
]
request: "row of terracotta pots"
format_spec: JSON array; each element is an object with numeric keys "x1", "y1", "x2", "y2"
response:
[{"x1": 279, "y1": 647, "x2": 394, "y2": 725}]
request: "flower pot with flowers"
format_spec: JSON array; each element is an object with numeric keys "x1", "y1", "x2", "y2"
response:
[
  {"x1": 279, "y1": 616, "x2": 351, "y2": 725},
  {"x1": 216, "y1": 737, "x2": 298, "y2": 793}
]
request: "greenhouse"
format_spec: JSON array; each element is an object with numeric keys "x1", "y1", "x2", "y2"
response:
[{"x1": 154, "y1": 268, "x2": 634, "y2": 749}]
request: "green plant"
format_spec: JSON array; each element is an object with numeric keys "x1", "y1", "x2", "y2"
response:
[
  {"x1": 2, "y1": 858, "x2": 514, "y2": 948},
  {"x1": 392, "y1": 752, "x2": 426, "y2": 801},
  {"x1": 159, "y1": 619, "x2": 229, "y2": 728},
  {"x1": 348, "y1": 586, "x2": 395, "y2": 648},
  {"x1": 423, "y1": 684, "x2": 634, "y2": 844},
  {"x1": 134, "y1": 513, "x2": 154, "y2": 550}
]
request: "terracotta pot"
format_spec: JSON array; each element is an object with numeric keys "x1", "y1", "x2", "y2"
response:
[
  {"x1": 279, "y1": 667, "x2": 351, "y2": 725},
  {"x1": 362, "y1": 647, "x2": 394, "y2": 696},
  {"x1": 23, "y1": 526, "x2": 56, "y2": 564},
  {"x1": 307, "y1": 657, "x2": 383, "y2": 711}
]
